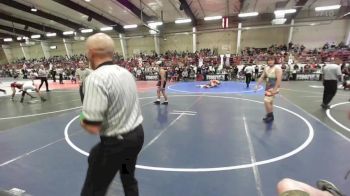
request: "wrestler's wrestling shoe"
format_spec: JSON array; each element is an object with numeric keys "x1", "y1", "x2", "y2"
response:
[
  {"x1": 316, "y1": 180, "x2": 344, "y2": 196},
  {"x1": 263, "y1": 113, "x2": 274, "y2": 123},
  {"x1": 153, "y1": 100, "x2": 160, "y2": 105},
  {"x1": 162, "y1": 101, "x2": 168, "y2": 105},
  {"x1": 321, "y1": 103, "x2": 330, "y2": 109}
]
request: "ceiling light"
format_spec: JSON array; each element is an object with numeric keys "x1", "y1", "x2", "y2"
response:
[
  {"x1": 4, "y1": 38, "x2": 13, "y2": 42},
  {"x1": 204, "y1": 16, "x2": 222, "y2": 21},
  {"x1": 31, "y1": 7, "x2": 37, "y2": 12},
  {"x1": 274, "y1": 9, "x2": 296, "y2": 15},
  {"x1": 50, "y1": 46, "x2": 57, "y2": 49},
  {"x1": 238, "y1": 12, "x2": 259, "y2": 17},
  {"x1": 23, "y1": 37, "x2": 29, "y2": 40},
  {"x1": 175, "y1": 19, "x2": 192, "y2": 24},
  {"x1": 100, "y1": 27, "x2": 113, "y2": 31},
  {"x1": 46, "y1": 33, "x2": 57, "y2": 37},
  {"x1": 17, "y1": 37, "x2": 22, "y2": 41},
  {"x1": 31, "y1": 35, "x2": 41, "y2": 39},
  {"x1": 63, "y1": 31, "x2": 74, "y2": 35},
  {"x1": 148, "y1": 22, "x2": 163, "y2": 27},
  {"x1": 85, "y1": 0, "x2": 91, "y2": 2},
  {"x1": 315, "y1": 5, "x2": 341, "y2": 11},
  {"x1": 123, "y1": 24, "x2": 138, "y2": 29},
  {"x1": 81, "y1": 29, "x2": 93, "y2": 33}
]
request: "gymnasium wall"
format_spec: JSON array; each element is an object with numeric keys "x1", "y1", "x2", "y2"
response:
[
  {"x1": 49, "y1": 42, "x2": 66, "y2": 57},
  {"x1": 126, "y1": 36, "x2": 154, "y2": 56},
  {"x1": 0, "y1": 48, "x2": 8, "y2": 64},
  {"x1": 70, "y1": 39, "x2": 124, "y2": 55},
  {"x1": 111, "y1": 38, "x2": 124, "y2": 55},
  {"x1": 71, "y1": 41, "x2": 86, "y2": 55},
  {"x1": 292, "y1": 20, "x2": 348, "y2": 49},
  {"x1": 160, "y1": 34, "x2": 192, "y2": 53},
  {"x1": 241, "y1": 27, "x2": 289, "y2": 49},
  {"x1": 197, "y1": 31, "x2": 237, "y2": 54},
  {"x1": 10, "y1": 46, "x2": 25, "y2": 60},
  {"x1": 26, "y1": 44, "x2": 44, "y2": 59}
]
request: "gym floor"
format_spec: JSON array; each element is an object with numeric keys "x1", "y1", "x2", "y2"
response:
[{"x1": 0, "y1": 80, "x2": 349, "y2": 196}]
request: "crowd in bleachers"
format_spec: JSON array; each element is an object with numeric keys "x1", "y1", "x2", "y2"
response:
[
  {"x1": 0, "y1": 42, "x2": 349, "y2": 82},
  {"x1": 241, "y1": 41, "x2": 348, "y2": 57}
]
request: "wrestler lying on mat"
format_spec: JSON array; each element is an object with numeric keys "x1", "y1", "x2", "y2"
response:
[{"x1": 197, "y1": 80, "x2": 221, "y2": 88}]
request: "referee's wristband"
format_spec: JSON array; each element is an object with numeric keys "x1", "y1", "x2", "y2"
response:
[
  {"x1": 80, "y1": 112, "x2": 85, "y2": 121},
  {"x1": 80, "y1": 112, "x2": 102, "y2": 125}
]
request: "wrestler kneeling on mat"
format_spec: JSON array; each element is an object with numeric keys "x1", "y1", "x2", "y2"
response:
[
  {"x1": 197, "y1": 79, "x2": 221, "y2": 88},
  {"x1": 11, "y1": 81, "x2": 46, "y2": 103},
  {"x1": 255, "y1": 56, "x2": 282, "y2": 123}
]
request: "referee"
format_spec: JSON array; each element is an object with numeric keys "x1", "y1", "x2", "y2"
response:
[
  {"x1": 38, "y1": 64, "x2": 50, "y2": 92},
  {"x1": 80, "y1": 33, "x2": 144, "y2": 196},
  {"x1": 244, "y1": 64, "x2": 254, "y2": 88},
  {"x1": 321, "y1": 59, "x2": 342, "y2": 109},
  {"x1": 75, "y1": 61, "x2": 91, "y2": 103}
]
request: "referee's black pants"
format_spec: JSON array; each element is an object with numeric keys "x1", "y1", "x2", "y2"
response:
[
  {"x1": 39, "y1": 77, "x2": 49, "y2": 91},
  {"x1": 52, "y1": 73, "x2": 56, "y2": 82},
  {"x1": 245, "y1": 73, "x2": 252, "y2": 87},
  {"x1": 322, "y1": 80, "x2": 338, "y2": 106},
  {"x1": 59, "y1": 74, "x2": 64, "y2": 84},
  {"x1": 79, "y1": 85, "x2": 84, "y2": 103},
  {"x1": 81, "y1": 124, "x2": 144, "y2": 196}
]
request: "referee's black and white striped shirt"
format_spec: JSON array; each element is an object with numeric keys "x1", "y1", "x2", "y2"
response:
[{"x1": 82, "y1": 61, "x2": 143, "y2": 136}]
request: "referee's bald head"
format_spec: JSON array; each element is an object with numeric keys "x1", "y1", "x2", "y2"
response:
[{"x1": 86, "y1": 33, "x2": 115, "y2": 69}]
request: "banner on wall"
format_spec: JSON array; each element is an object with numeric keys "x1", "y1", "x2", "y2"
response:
[
  {"x1": 296, "y1": 74, "x2": 320, "y2": 81},
  {"x1": 206, "y1": 74, "x2": 226, "y2": 80},
  {"x1": 145, "y1": 75, "x2": 158, "y2": 80}
]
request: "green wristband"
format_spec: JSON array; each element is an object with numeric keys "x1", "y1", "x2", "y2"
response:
[{"x1": 80, "y1": 112, "x2": 85, "y2": 121}]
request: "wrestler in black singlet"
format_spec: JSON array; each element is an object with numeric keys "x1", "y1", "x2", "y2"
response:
[{"x1": 156, "y1": 69, "x2": 167, "y2": 88}]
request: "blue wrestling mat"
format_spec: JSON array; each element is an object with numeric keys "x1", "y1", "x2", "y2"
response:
[{"x1": 167, "y1": 81, "x2": 265, "y2": 94}]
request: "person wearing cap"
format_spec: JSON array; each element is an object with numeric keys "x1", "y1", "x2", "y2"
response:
[
  {"x1": 255, "y1": 56, "x2": 282, "y2": 123},
  {"x1": 154, "y1": 61, "x2": 168, "y2": 105}
]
